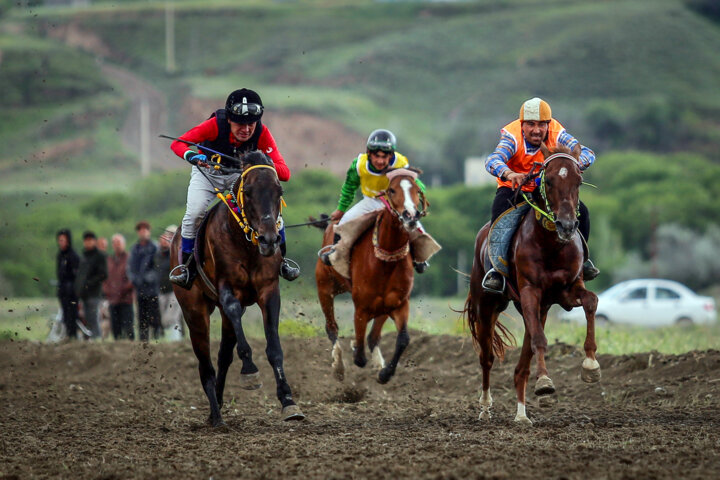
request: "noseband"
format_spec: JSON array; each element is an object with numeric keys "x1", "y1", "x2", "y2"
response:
[{"x1": 221, "y1": 164, "x2": 284, "y2": 245}]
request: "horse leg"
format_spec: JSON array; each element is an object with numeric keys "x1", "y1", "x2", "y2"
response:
[
  {"x1": 259, "y1": 287, "x2": 304, "y2": 421},
  {"x1": 513, "y1": 331, "x2": 534, "y2": 425},
  {"x1": 318, "y1": 278, "x2": 344, "y2": 381},
  {"x1": 215, "y1": 314, "x2": 237, "y2": 409},
  {"x1": 577, "y1": 285, "x2": 601, "y2": 382},
  {"x1": 185, "y1": 307, "x2": 224, "y2": 428},
  {"x1": 368, "y1": 315, "x2": 388, "y2": 371},
  {"x1": 378, "y1": 303, "x2": 410, "y2": 384},
  {"x1": 519, "y1": 286, "x2": 554, "y2": 396},
  {"x1": 477, "y1": 301, "x2": 500, "y2": 420},
  {"x1": 352, "y1": 309, "x2": 371, "y2": 368},
  {"x1": 219, "y1": 285, "x2": 262, "y2": 390}
]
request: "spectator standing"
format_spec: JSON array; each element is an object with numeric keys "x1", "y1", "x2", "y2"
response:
[
  {"x1": 155, "y1": 225, "x2": 184, "y2": 340},
  {"x1": 74, "y1": 231, "x2": 108, "y2": 339},
  {"x1": 128, "y1": 221, "x2": 163, "y2": 341},
  {"x1": 103, "y1": 233, "x2": 135, "y2": 340},
  {"x1": 56, "y1": 229, "x2": 80, "y2": 340}
]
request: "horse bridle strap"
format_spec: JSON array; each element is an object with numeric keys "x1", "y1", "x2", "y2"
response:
[
  {"x1": 222, "y1": 164, "x2": 284, "y2": 245},
  {"x1": 372, "y1": 214, "x2": 410, "y2": 262}
]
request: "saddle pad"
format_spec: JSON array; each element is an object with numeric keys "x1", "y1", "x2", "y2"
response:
[
  {"x1": 488, "y1": 203, "x2": 531, "y2": 278},
  {"x1": 193, "y1": 201, "x2": 222, "y2": 299}
]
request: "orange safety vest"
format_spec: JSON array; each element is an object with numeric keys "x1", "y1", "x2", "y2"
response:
[{"x1": 496, "y1": 119, "x2": 565, "y2": 191}]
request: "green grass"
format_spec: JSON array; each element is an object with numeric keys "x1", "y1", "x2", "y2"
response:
[{"x1": 3, "y1": 296, "x2": 717, "y2": 355}]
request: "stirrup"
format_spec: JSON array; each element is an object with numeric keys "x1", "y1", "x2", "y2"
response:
[
  {"x1": 481, "y1": 268, "x2": 505, "y2": 295},
  {"x1": 169, "y1": 257, "x2": 196, "y2": 290},
  {"x1": 317, "y1": 245, "x2": 334, "y2": 266},
  {"x1": 280, "y1": 258, "x2": 300, "y2": 281}
]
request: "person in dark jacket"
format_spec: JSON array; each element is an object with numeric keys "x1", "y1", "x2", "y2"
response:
[
  {"x1": 56, "y1": 229, "x2": 81, "y2": 340},
  {"x1": 128, "y1": 221, "x2": 163, "y2": 341},
  {"x1": 155, "y1": 225, "x2": 184, "y2": 340},
  {"x1": 74, "y1": 231, "x2": 108, "y2": 339},
  {"x1": 103, "y1": 233, "x2": 135, "y2": 340}
]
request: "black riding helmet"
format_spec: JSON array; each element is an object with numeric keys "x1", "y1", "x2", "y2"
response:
[
  {"x1": 366, "y1": 129, "x2": 397, "y2": 153},
  {"x1": 225, "y1": 88, "x2": 264, "y2": 124}
]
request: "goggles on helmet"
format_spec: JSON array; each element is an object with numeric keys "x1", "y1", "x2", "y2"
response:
[{"x1": 229, "y1": 102, "x2": 264, "y2": 117}]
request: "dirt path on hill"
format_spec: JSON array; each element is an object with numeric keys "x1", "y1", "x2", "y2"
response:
[
  {"x1": 1, "y1": 335, "x2": 719, "y2": 479},
  {"x1": 48, "y1": 22, "x2": 363, "y2": 177}
]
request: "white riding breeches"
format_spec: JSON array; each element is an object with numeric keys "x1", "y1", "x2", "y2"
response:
[
  {"x1": 338, "y1": 196, "x2": 384, "y2": 226},
  {"x1": 338, "y1": 195, "x2": 424, "y2": 232},
  {"x1": 181, "y1": 167, "x2": 240, "y2": 240}
]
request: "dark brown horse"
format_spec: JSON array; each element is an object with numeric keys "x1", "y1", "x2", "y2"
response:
[
  {"x1": 465, "y1": 146, "x2": 599, "y2": 425},
  {"x1": 315, "y1": 169, "x2": 427, "y2": 384},
  {"x1": 171, "y1": 151, "x2": 304, "y2": 428}
]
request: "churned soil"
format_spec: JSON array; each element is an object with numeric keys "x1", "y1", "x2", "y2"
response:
[{"x1": 1, "y1": 333, "x2": 719, "y2": 479}]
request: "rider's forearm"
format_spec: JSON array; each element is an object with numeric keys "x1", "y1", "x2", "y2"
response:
[
  {"x1": 485, "y1": 132, "x2": 516, "y2": 178},
  {"x1": 337, "y1": 162, "x2": 360, "y2": 212}
]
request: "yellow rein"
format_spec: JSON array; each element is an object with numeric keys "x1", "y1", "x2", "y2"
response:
[{"x1": 215, "y1": 164, "x2": 286, "y2": 245}]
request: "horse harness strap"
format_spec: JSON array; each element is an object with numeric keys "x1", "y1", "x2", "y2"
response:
[
  {"x1": 222, "y1": 164, "x2": 285, "y2": 245},
  {"x1": 372, "y1": 214, "x2": 410, "y2": 262},
  {"x1": 519, "y1": 153, "x2": 580, "y2": 232}
]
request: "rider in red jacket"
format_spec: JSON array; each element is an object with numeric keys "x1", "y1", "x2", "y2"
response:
[{"x1": 169, "y1": 88, "x2": 298, "y2": 288}]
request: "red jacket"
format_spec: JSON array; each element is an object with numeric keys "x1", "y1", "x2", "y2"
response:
[
  {"x1": 103, "y1": 251, "x2": 134, "y2": 305},
  {"x1": 170, "y1": 117, "x2": 290, "y2": 181}
]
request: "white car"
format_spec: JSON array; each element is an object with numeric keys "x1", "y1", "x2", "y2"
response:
[{"x1": 560, "y1": 279, "x2": 717, "y2": 327}]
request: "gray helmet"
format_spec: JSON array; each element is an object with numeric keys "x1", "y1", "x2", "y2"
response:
[{"x1": 366, "y1": 129, "x2": 397, "y2": 153}]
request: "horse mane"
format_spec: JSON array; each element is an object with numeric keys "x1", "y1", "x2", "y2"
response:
[
  {"x1": 240, "y1": 150, "x2": 274, "y2": 167},
  {"x1": 541, "y1": 143, "x2": 580, "y2": 160}
]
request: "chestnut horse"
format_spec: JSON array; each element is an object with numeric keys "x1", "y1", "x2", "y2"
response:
[
  {"x1": 465, "y1": 146, "x2": 599, "y2": 425},
  {"x1": 171, "y1": 151, "x2": 304, "y2": 428},
  {"x1": 315, "y1": 170, "x2": 426, "y2": 384}
]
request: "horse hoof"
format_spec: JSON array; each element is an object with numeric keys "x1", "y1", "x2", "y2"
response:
[
  {"x1": 514, "y1": 415, "x2": 533, "y2": 426},
  {"x1": 581, "y1": 358, "x2": 602, "y2": 383},
  {"x1": 240, "y1": 372, "x2": 263, "y2": 390},
  {"x1": 478, "y1": 409, "x2": 492, "y2": 420},
  {"x1": 534, "y1": 375, "x2": 555, "y2": 396},
  {"x1": 377, "y1": 367, "x2": 392, "y2": 384},
  {"x1": 354, "y1": 357, "x2": 367, "y2": 368},
  {"x1": 282, "y1": 405, "x2": 306, "y2": 421},
  {"x1": 207, "y1": 415, "x2": 227, "y2": 429}
]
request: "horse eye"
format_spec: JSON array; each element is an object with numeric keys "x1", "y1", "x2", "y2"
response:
[{"x1": 388, "y1": 188, "x2": 395, "y2": 195}]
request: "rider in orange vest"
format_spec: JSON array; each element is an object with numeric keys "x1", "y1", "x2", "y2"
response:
[{"x1": 482, "y1": 98, "x2": 599, "y2": 293}]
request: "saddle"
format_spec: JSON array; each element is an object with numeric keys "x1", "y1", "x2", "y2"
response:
[
  {"x1": 327, "y1": 211, "x2": 441, "y2": 279},
  {"x1": 484, "y1": 203, "x2": 589, "y2": 279}
]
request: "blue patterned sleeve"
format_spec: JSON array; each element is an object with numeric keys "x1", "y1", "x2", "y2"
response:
[
  {"x1": 485, "y1": 131, "x2": 517, "y2": 178},
  {"x1": 557, "y1": 130, "x2": 595, "y2": 170}
]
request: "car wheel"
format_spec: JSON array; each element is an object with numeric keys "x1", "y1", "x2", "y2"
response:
[
  {"x1": 595, "y1": 314, "x2": 610, "y2": 327},
  {"x1": 675, "y1": 316, "x2": 693, "y2": 327}
]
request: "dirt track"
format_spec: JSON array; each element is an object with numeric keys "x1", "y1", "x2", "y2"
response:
[{"x1": 1, "y1": 334, "x2": 719, "y2": 479}]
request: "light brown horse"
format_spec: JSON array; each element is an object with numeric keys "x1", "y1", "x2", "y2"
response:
[
  {"x1": 171, "y1": 151, "x2": 304, "y2": 428},
  {"x1": 465, "y1": 146, "x2": 599, "y2": 425},
  {"x1": 315, "y1": 169, "x2": 427, "y2": 384}
]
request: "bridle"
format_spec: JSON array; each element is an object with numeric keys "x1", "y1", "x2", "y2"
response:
[
  {"x1": 221, "y1": 164, "x2": 284, "y2": 245},
  {"x1": 519, "y1": 153, "x2": 581, "y2": 231},
  {"x1": 372, "y1": 175, "x2": 426, "y2": 262}
]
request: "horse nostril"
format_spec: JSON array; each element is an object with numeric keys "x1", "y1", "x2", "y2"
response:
[
  {"x1": 574, "y1": 220, "x2": 579, "y2": 229},
  {"x1": 275, "y1": 234, "x2": 282, "y2": 245}
]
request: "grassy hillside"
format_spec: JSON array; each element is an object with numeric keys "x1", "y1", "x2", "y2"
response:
[{"x1": 17, "y1": 0, "x2": 720, "y2": 183}]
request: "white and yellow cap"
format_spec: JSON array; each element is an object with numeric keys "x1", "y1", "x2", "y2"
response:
[{"x1": 519, "y1": 97, "x2": 552, "y2": 122}]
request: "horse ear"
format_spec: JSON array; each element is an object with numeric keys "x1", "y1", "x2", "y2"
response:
[
  {"x1": 540, "y1": 143, "x2": 551, "y2": 159},
  {"x1": 571, "y1": 143, "x2": 581, "y2": 160}
]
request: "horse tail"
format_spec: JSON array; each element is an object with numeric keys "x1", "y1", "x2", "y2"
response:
[{"x1": 463, "y1": 291, "x2": 515, "y2": 361}]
